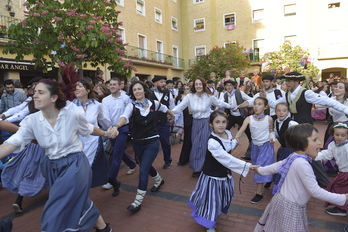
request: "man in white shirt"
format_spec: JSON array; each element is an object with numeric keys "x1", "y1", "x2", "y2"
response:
[{"x1": 101, "y1": 78, "x2": 137, "y2": 197}]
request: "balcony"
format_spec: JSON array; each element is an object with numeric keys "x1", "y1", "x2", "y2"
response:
[
  {"x1": 0, "y1": 14, "x2": 21, "y2": 39},
  {"x1": 124, "y1": 45, "x2": 185, "y2": 69}
]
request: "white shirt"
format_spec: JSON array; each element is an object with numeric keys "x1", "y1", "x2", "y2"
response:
[
  {"x1": 208, "y1": 131, "x2": 250, "y2": 177},
  {"x1": 102, "y1": 92, "x2": 131, "y2": 125},
  {"x1": 172, "y1": 93, "x2": 232, "y2": 119},
  {"x1": 153, "y1": 91, "x2": 175, "y2": 110},
  {"x1": 6, "y1": 108, "x2": 94, "y2": 160},
  {"x1": 268, "y1": 85, "x2": 348, "y2": 115},
  {"x1": 219, "y1": 90, "x2": 252, "y2": 117},
  {"x1": 329, "y1": 97, "x2": 348, "y2": 122},
  {"x1": 316, "y1": 141, "x2": 348, "y2": 172},
  {"x1": 6, "y1": 105, "x2": 30, "y2": 123},
  {"x1": 247, "y1": 89, "x2": 284, "y2": 116},
  {"x1": 258, "y1": 156, "x2": 346, "y2": 206}
]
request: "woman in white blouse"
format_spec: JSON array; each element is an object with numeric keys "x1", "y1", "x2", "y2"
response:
[
  {"x1": 0, "y1": 79, "x2": 115, "y2": 232},
  {"x1": 172, "y1": 77, "x2": 234, "y2": 177}
]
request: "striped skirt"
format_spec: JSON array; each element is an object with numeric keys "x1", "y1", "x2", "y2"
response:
[
  {"x1": 325, "y1": 172, "x2": 348, "y2": 210},
  {"x1": 190, "y1": 118, "x2": 212, "y2": 172},
  {"x1": 254, "y1": 193, "x2": 308, "y2": 232},
  {"x1": 40, "y1": 152, "x2": 100, "y2": 232},
  {"x1": 1, "y1": 142, "x2": 49, "y2": 197},
  {"x1": 251, "y1": 142, "x2": 274, "y2": 183},
  {"x1": 188, "y1": 173, "x2": 234, "y2": 229}
]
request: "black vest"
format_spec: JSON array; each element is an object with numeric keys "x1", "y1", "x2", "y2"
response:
[
  {"x1": 275, "y1": 117, "x2": 291, "y2": 147},
  {"x1": 202, "y1": 135, "x2": 231, "y2": 177},
  {"x1": 224, "y1": 90, "x2": 247, "y2": 118},
  {"x1": 286, "y1": 89, "x2": 313, "y2": 124},
  {"x1": 149, "y1": 90, "x2": 170, "y2": 124},
  {"x1": 131, "y1": 100, "x2": 158, "y2": 141}
]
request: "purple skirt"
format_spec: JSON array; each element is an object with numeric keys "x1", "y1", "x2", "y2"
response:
[{"x1": 251, "y1": 142, "x2": 274, "y2": 183}]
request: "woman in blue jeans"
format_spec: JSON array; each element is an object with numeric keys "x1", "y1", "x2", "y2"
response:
[{"x1": 114, "y1": 81, "x2": 174, "y2": 213}]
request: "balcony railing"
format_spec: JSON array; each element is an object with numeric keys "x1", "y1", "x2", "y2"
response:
[
  {"x1": 124, "y1": 45, "x2": 185, "y2": 68},
  {"x1": 0, "y1": 15, "x2": 21, "y2": 39}
]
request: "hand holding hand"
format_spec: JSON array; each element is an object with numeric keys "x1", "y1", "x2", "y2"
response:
[{"x1": 106, "y1": 127, "x2": 119, "y2": 139}]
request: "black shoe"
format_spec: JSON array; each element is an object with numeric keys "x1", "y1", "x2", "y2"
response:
[
  {"x1": 251, "y1": 194, "x2": 263, "y2": 204},
  {"x1": 163, "y1": 162, "x2": 172, "y2": 169},
  {"x1": 109, "y1": 180, "x2": 121, "y2": 197},
  {"x1": 177, "y1": 162, "x2": 186, "y2": 166},
  {"x1": 264, "y1": 182, "x2": 272, "y2": 189},
  {"x1": 191, "y1": 172, "x2": 201, "y2": 178},
  {"x1": 179, "y1": 139, "x2": 184, "y2": 144},
  {"x1": 151, "y1": 179, "x2": 164, "y2": 192},
  {"x1": 95, "y1": 223, "x2": 112, "y2": 232},
  {"x1": 325, "y1": 207, "x2": 347, "y2": 216},
  {"x1": 241, "y1": 156, "x2": 251, "y2": 161},
  {"x1": 127, "y1": 204, "x2": 141, "y2": 213}
]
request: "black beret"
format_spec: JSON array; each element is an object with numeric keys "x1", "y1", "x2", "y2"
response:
[
  {"x1": 224, "y1": 79, "x2": 236, "y2": 85},
  {"x1": 28, "y1": 76, "x2": 44, "y2": 86},
  {"x1": 262, "y1": 74, "x2": 274, "y2": 81},
  {"x1": 152, "y1": 76, "x2": 167, "y2": 83}
]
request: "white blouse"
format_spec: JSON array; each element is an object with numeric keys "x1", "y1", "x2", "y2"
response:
[
  {"x1": 172, "y1": 92, "x2": 232, "y2": 119},
  {"x1": 329, "y1": 97, "x2": 348, "y2": 122},
  {"x1": 6, "y1": 108, "x2": 94, "y2": 160},
  {"x1": 316, "y1": 141, "x2": 348, "y2": 172}
]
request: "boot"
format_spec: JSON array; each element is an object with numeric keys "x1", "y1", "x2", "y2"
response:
[
  {"x1": 108, "y1": 178, "x2": 121, "y2": 197},
  {"x1": 151, "y1": 173, "x2": 164, "y2": 192},
  {"x1": 127, "y1": 189, "x2": 146, "y2": 213}
]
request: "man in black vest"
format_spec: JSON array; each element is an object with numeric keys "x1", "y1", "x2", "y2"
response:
[
  {"x1": 149, "y1": 76, "x2": 175, "y2": 169},
  {"x1": 219, "y1": 79, "x2": 253, "y2": 159},
  {"x1": 266, "y1": 71, "x2": 348, "y2": 187}
]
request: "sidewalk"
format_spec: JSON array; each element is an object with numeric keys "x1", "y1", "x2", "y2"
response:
[{"x1": 0, "y1": 121, "x2": 347, "y2": 231}]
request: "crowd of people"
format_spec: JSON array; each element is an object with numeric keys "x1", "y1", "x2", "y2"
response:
[{"x1": 0, "y1": 67, "x2": 347, "y2": 232}]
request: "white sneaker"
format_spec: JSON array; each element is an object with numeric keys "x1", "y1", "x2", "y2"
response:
[
  {"x1": 102, "y1": 183, "x2": 113, "y2": 190},
  {"x1": 206, "y1": 228, "x2": 216, "y2": 232},
  {"x1": 127, "y1": 168, "x2": 135, "y2": 175}
]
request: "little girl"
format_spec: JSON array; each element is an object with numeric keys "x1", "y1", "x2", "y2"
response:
[
  {"x1": 272, "y1": 102, "x2": 298, "y2": 193},
  {"x1": 253, "y1": 124, "x2": 348, "y2": 232},
  {"x1": 315, "y1": 122, "x2": 348, "y2": 216},
  {"x1": 188, "y1": 110, "x2": 255, "y2": 232},
  {"x1": 235, "y1": 97, "x2": 275, "y2": 204}
]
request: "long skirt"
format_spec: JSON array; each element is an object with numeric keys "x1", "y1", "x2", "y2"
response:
[
  {"x1": 251, "y1": 142, "x2": 274, "y2": 183},
  {"x1": 190, "y1": 118, "x2": 212, "y2": 172},
  {"x1": 188, "y1": 173, "x2": 234, "y2": 229},
  {"x1": 1, "y1": 143, "x2": 48, "y2": 197},
  {"x1": 90, "y1": 137, "x2": 109, "y2": 188},
  {"x1": 254, "y1": 193, "x2": 308, "y2": 232},
  {"x1": 40, "y1": 152, "x2": 100, "y2": 232},
  {"x1": 325, "y1": 172, "x2": 348, "y2": 210}
]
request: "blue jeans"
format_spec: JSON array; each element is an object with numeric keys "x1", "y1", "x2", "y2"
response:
[
  {"x1": 157, "y1": 122, "x2": 172, "y2": 165},
  {"x1": 132, "y1": 139, "x2": 160, "y2": 191},
  {"x1": 109, "y1": 125, "x2": 136, "y2": 179}
]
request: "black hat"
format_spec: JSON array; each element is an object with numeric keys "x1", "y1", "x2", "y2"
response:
[
  {"x1": 207, "y1": 80, "x2": 214, "y2": 84},
  {"x1": 262, "y1": 74, "x2": 274, "y2": 81},
  {"x1": 166, "y1": 79, "x2": 174, "y2": 84},
  {"x1": 152, "y1": 76, "x2": 167, "y2": 83},
  {"x1": 283, "y1": 72, "x2": 306, "y2": 81},
  {"x1": 27, "y1": 76, "x2": 44, "y2": 86},
  {"x1": 224, "y1": 79, "x2": 236, "y2": 85}
]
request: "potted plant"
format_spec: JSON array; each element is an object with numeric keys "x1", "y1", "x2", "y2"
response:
[{"x1": 0, "y1": 25, "x2": 7, "y2": 38}]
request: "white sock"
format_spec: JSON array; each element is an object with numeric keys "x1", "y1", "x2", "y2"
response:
[
  {"x1": 152, "y1": 173, "x2": 163, "y2": 187},
  {"x1": 131, "y1": 189, "x2": 146, "y2": 207}
]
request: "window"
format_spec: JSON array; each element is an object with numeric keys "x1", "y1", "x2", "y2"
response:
[
  {"x1": 328, "y1": 2, "x2": 340, "y2": 8},
  {"x1": 156, "y1": 40, "x2": 163, "y2": 62},
  {"x1": 138, "y1": 34, "x2": 147, "y2": 58},
  {"x1": 136, "y1": 0, "x2": 145, "y2": 16},
  {"x1": 194, "y1": 18, "x2": 205, "y2": 31},
  {"x1": 193, "y1": 0, "x2": 204, "y2": 3},
  {"x1": 118, "y1": 27, "x2": 126, "y2": 42},
  {"x1": 172, "y1": 45, "x2": 179, "y2": 67},
  {"x1": 116, "y1": 0, "x2": 124, "y2": 6},
  {"x1": 284, "y1": 35, "x2": 297, "y2": 45},
  {"x1": 155, "y1": 8, "x2": 162, "y2": 23},
  {"x1": 253, "y1": 39, "x2": 265, "y2": 61},
  {"x1": 284, "y1": 4, "x2": 296, "y2": 16},
  {"x1": 171, "y1": 17, "x2": 178, "y2": 31},
  {"x1": 224, "y1": 41, "x2": 236, "y2": 48},
  {"x1": 252, "y1": 9, "x2": 264, "y2": 23},
  {"x1": 195, "y1": 46, "x2": 206, "y2": 56}
]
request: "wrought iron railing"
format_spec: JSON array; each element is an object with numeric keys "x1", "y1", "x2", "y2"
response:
[{"x1": 124, "y1": 45, "x2": 185, "y2": 68}]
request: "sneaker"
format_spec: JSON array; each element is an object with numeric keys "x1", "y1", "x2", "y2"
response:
[
  {"x1": 251, "y1": 194, "x2": 263, "y2": 204},
  {"x1": 127, "y1": 168, "x2": 135, "y2": 175},
  {"x1": 325, "y1": 207, "x2": 347, "y2": 216},
  {"x1": 264, "y1": 182, "x2": 272, "y2": 189},
  {"x1": 163, "y1": 162, "x2": 172, "y2": 169},
  {"x1": 206, "y1": 228, "x2": 216, "y2": 232},
  {"x1": 95, "y1": 223, "x2": 112, "y2": 232},
  {"x1": 12, "y1": 203, "x2": 23, "y2": 213},
  {"x1": 102, "y1": 183, "x2": 113, "y2": 190}
]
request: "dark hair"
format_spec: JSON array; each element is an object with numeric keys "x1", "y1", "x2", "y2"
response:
[
  {"x1": 209, "y1": 110, "x2": 228, "y2": 124},
  {"x1": 328, "y1": 122, "x2": 348, "y2": 136},
  {"x1": 191, "y1": 77, "x2": 211, "y2": 95},
  {"x1": 38, "y1": 79, "x2": 66, "y2": 109},
  {"x1": 254, "y1": 96, "x2": 268, "y2": 106},
  {"x1": 336, "y1": 82, "x2": 348, "y2": 101},
  {"x1": 285, "y1": 124, "x2": 318, "y2": 151},
  {"x1": 175, "y1": 81, "x2": 183, "y2": 88},
  {"x1": 129, "y1": 81, "x2": 152, "y2": 100},
  {"x1": 110, "y1": 77, "x2": 121, "y2": 85},
  {"x1": 4, "y1": 79, "x2": 14, "y2": 86},
  {"x1": 144, "y1": 80, "x2": 153, "y2": 89},
  {"x1": 275, "y1": 102, "x2": 289, "y2": 111},
  {"x1": 79, "y1": 78, "x2": 97, "y2": 100},
  {"x1": 93, "y1": 78, "x2": 102, "y2": 86}
]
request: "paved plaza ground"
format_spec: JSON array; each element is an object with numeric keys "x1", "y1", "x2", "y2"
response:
[{"x1": 0, "y1": 120, "x2": 347, "y2": 231}]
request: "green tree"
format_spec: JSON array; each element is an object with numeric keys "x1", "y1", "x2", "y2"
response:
[
  {"x1": 185, "y1": 43, "x2": 250, "y2": 81},
  {"x1": 262, "y1": 41, "x2": 319, "y2": 78},
  {"x1": 3, "y1": 0, "x2": 135, "y2": 75}
]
